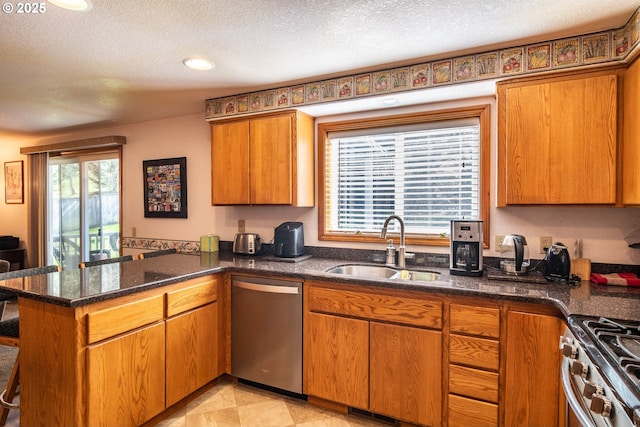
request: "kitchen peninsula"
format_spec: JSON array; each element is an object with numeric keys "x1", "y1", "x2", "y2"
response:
[{"x1": 1, "y1": 252, "x2": 639, "y2": 426}]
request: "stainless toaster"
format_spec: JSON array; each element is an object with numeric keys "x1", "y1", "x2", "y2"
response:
[{"x1": 233, "y1": 233, "x2": 262, "y2": 255}]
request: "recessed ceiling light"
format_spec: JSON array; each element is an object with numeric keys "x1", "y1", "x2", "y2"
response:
[
  {"x1": 47, "y1": 0, "x2": 92, "y2": 11},
  {"x1": 182, "y1": 58, "x2": 215, "y2": 71}
]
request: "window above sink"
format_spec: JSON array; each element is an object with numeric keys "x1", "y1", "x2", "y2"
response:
[{"x1": 317, "y1": 105, "x2": 491, "y2": 248}]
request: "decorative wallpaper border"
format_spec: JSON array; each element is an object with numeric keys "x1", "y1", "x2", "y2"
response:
[
  {"x1": 122, "y1": 237, "x2": 200, "y2": 254},
  {"x1": 205, "y1": 7, "x2": 640, "y2": 120}
]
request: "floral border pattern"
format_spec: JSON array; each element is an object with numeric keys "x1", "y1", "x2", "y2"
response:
[
  {"x1": 122, "y1": 237, "x2": 200, "y2": 254},
  {"x1": 205, "y1": 7, "x2": 640, "y2": 119}
]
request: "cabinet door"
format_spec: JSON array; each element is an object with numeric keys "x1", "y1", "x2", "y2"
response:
[
  {"x1": 370, "y1": 322, "x2": 442, "y2": 427},
  {"x1": 305, "y1": 312, "x2": 369, "y2": 409},
  {"x1": 249, "y1": 114, "x2": 293, "y2": 204},
  {"x1": 211, "y1": 120, "x2": 250, "y2": 204},
  {"x1": 504, "y1": 311, "x2": 564, "y2": 427},
  {"x1": 87, "y1": 322, "x2": 165, "y2": 427},
  {"x1": 166, "y1": 302, "x2": 219, "y2": 407},
  {"x1": 624, "y1": 58, "x2": 640, "y2": 204},
  {"x1": 499, "y1": 73, "x2": 618, "y2": 205}
]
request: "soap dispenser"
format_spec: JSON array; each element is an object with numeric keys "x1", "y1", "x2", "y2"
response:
[{"x1": 385, "y1": 239, "x2": 396, "y2": 267}]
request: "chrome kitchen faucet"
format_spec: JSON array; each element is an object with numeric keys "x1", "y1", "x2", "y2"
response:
[{"x1": 380, "y1": 215, "x2": 414, "y2": 269}]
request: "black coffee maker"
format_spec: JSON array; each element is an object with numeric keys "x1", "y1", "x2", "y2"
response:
[
  {"x1": 273, "y1": 221, "x2": 305, "y2": 258},
  {"x1": 545, "y1": 242, "x2": 571, "y2": 281},
  {"x1": 450, "y1": 220, "x2": 483, "y2": 277}
]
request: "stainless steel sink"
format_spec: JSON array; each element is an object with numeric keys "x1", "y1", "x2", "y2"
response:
[
  {"x1": 393, "y1": 269, "x2": 440, "y2": 282},
  {"x1": 325, "y1": 264, "x2": 440, "y2": 282},
  {"x1": 326, "y1": 264, "x2": 398, "y2": 279}
]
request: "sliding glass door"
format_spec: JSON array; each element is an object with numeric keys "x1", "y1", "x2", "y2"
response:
[{"x1": 47, "y1": 151, "x2": 121, "y2": 270}]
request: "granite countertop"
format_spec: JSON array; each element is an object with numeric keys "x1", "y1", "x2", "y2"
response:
[{"x1": 1, "y1": 252, "x2": 639, "y2": 322}]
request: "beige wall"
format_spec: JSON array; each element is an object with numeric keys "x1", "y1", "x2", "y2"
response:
[
  {"x1": 0, "y1": 140, "x2": 28, "y2": 239},
  {"x1": 2, "y1": 97, "x2": 639, "y2": 266}
]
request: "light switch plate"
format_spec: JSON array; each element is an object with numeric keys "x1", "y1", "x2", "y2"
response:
[{"x1": 238, "y1": 219, "x2": 245, "y2": 233}]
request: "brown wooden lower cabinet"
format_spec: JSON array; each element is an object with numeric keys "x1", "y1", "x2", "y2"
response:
[
  {"x1": 305, "y1": 312, "x2": 369, "y2": 409},
  {"x1": 305, "y1": 283, "x2": 566, "y2": 427},
  {"x1": 370, "y1": 322, "x2": 442, "y2": 427},
  {"x1": 20, "y1": 274, "x2": 224, "y2": 427},
  {"x1": 307, "y1": 316, "x2": 443, "y2": 426},
  {"x1": 304, "y1": 281, "x2": 443, "y2": 426},
  {"x1": 447, "y1": 303, "x2": 500, "y2": 427},
  {"x1": 504, "y1": 310, "x2": 564, "y2": 427},
  {"x1": 166, "y1": 301, "x2": 219, "y2": 407},
  {"x1": 87, "y1": 322, "x2": 166, "y2": 426}
]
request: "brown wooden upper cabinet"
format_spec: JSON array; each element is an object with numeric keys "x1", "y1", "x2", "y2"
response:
[
  {"x1": 211, "y1": 110, "x2": 315, "y2": 206},
  {"x1": 497, "y1": 67, "x2": 622, "y2": 206},
  {"x1": 623, "y1": 57, "x2": 640, "y2": 205}
]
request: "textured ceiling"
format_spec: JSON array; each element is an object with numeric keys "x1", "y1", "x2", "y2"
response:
[{"x1": 0, "y1": 0, "x2": 638, "y2": 138}]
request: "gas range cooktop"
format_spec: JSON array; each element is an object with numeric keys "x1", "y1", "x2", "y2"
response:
[
  {"x1": 568, "y1": 315, "x2": 640, "y2": 425},
  {"x1": 583, "y1": 318, "x2": 640, "y2": 390}
]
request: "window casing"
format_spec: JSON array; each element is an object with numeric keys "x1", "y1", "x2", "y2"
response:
[{"x1": 318, "y1": 105, "x2": 490, "y2": 247}]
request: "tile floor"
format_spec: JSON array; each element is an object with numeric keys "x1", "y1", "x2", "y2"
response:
[
  {"x1": 155, "y1": 378, "x2": 391, "y2": 427},
  {"x1": 3, "y1": 377, "x2": 391, "y2": 427}
]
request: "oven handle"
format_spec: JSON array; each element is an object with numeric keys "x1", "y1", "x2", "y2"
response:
[{"x1": 561, "y1": 357, "x2": 596, "y2": 427}]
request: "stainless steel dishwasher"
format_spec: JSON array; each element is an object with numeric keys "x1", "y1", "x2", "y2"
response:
[{"x1": 231, "y1": 275, "x2": 303, "y2": 393}]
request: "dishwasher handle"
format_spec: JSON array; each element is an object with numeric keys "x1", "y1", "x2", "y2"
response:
[{"x1": 233, "y1": 280, "x2": 300, "y2": 295}]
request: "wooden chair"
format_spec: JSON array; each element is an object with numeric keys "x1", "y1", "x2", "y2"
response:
[
  {"x1": 0, "y1": 261, "x2": 10, "y2": 321},
  {"x1": 0, "y1": 264, "x2": 60, "y2": 425},
  {"x1": 79, "y1": 254, "x2": 134, "y2": 269},
  {"x1": 138, "y1": 248, "x2": 177, "y2": 260}
]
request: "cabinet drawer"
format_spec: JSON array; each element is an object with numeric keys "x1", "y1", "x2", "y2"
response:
[
  {"x1": 448, "y1": 394, "x2": 497, "y2": 427},
  {"x1": 449, "y1": 334, "x2": 499, "y2": 371},
  {"x1": 308, "y1": 286, "x2": 442, "y2": 329},
  {"x1": 450, "y1": 304, "x2": 499, "y2": 338},
  {"x1": 87, "y1": 295, "x2": 164, "y2": 344},
  {"x1": 166, "y1": 276, "x2": 218, "y2": 317},
  {"x1": 449, "y1": 364, "x2": 498, "y2": 403}
]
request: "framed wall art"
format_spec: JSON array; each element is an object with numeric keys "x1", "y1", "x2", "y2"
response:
[
  {"x1": 143, "y1": 157, "x2": 187, "y2": 218},
  {"x1": 4, "y1": 160, "x2": 24, "y2": 204}
]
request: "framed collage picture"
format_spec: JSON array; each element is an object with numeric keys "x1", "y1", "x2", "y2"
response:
[{"x1": 143, "y1": 157, "x2": 187, "y2": 218}]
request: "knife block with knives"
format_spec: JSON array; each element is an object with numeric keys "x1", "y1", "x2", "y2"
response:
[{"x1": 570, "y1": 239, "x2": 591, "y2": 281}]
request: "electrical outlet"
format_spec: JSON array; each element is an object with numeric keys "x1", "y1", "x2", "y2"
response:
[
  {"x1": 238, "y1": 219, "x2": 245, "y2": 233},
  {"x1": 495, "y1": 235, "x2": 505, "y2": 252},
  {"x1": 540, "y1": 236, "x2": 553, "y2": 254},
  {"x1": 132, "y1": 227, "x2": 136, "y2": 237}
]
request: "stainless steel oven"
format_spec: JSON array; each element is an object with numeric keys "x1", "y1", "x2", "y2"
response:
[{"x1": 560, "y1": 316, "x2": 640, "y2": 426}]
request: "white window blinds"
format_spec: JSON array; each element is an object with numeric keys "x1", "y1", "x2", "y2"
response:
[{"x1": 325, "y1": 119, "x2": 480, "y2": 236}]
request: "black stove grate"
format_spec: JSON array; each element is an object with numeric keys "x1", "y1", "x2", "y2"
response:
[{"x1": 583, "y1": 317, "x2": 640, "y2": 392}]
